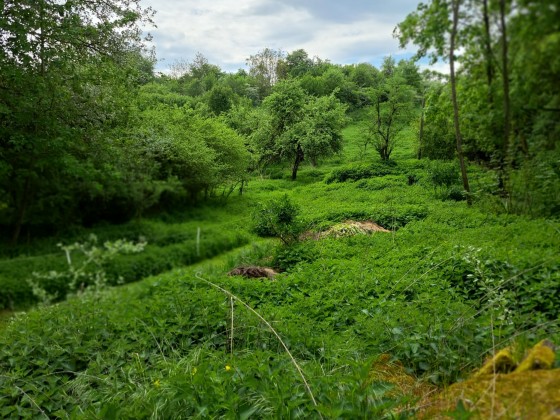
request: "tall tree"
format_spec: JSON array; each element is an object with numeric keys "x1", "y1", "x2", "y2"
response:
[
  {"x1": 368, "y1": 74, "x2": 415, "y2": 161},
  {"x1": 449, "y1": 0, "x2": 472, "y2": 204},
  {"x1": 246, "y1": 48, "x2": 285, "y2": 100},
  {"x1": 280, "y1": 49, "x2": 315, "y2": 78},
  {"x1": 0, "y1": 0, "x2": 154, "y2": 242},
  {"x1": 498, "y1": 0, "x2": 512, "y2": 163},
  {"x1": 396, "y1": 0, "x2": 472, "y2": 204},
  {"x1": 481, "y1": 0, "x2": 495, "y2": 104},
  {"x1": 253, "y1": 80, "x2": 347, "y2": 180}
]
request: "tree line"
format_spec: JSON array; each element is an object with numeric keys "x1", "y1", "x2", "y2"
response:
[
  {"x1": 1, "y1": 0, "x2": 557, "y2": 244},
  {"x1": 397, "y1": 0, "x2": 559, "y2": 214}
]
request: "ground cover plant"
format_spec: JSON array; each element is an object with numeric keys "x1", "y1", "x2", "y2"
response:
[
  {"x1": 0, "y1": 210, "x2": 254, "y2": 310},
  {"x1": 1, "y1": 1, "x2": 559, "y2": 415},
  {"x1": 1, "y1": 115, "x2": 558, "y2": 417}
]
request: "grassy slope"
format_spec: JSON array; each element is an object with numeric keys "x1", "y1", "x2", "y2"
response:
[{"x1": 0, "y1": 121, "x2": 559, "y2": 418}]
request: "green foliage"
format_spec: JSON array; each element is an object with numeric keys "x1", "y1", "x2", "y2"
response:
[
  {"x1": 104, "y1": 229, "x2": 250, "y2": 283},
  {"x1": 325, "y1": 161, "x2": 400, "y2": 183},
  {"x1": 0, "y1": 0, "x2": 154, "y2": 242},
  {"x1": 0, "y1": 212, "x2": 253, "y2": 309},
  {"x1": 420, "y1": 84, "x2": 457, "y2": 160},
  {"x1": 246, "y1": 47, "x2": 285, "y2": 100},
  {"x1": 136, "y1": 105, "x2": 250, "y2": 201},
  {"x1": 28, "y1": 235, "x2": 146, "y2": 305},
  {"x1": 207, "y1": 84, "x2": 235, "y2": 115},
  {"x1": 252, "y1": 195, "x2": 305, "y2": 245},
  {"x1": 448, "y1": 246, "x2": 560, "y2": 326},
  {"x1": 272, "y1": 241, "x2": 319, "y2": 272},
  {"x1": 398, "y1": 0, "x2": 560, "y2": 216},
  {"x1": 0, "y1": 148, "x2": 559, "y2": 416},
  {"x1": 1, "y1": 35, "x2": 559, "y2": 418},
  {"x1": 504, "y1": 150, "x2": 560, "y2": 217},
  {"x1": 280, "y1": 49, "x2": 317, "y2": 78},
  {"x1": 253, "y1": 80, "x2": 347, "y2": 179},
  {"x1": 427, "y1": 160, "x2": 464, "y2": 201},
  {"x1": 366, "y1": 64, "x2": 417, "y2": 161}
]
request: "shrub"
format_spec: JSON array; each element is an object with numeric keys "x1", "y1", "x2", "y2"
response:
[
  {"x1": 252, "y1": 195, "x2": 306, "y2": 245},
  {"x1": 324, "y1": 161, "x2": 400, "y2": 184},
  {"x1": 427, "y1": 160, "x2": 460, "y2": 189},
  {"x1": 28, "y1": 235, "x2": 147, "y2": 304},
  {"x1": 0, "y1": 228, "x2": 252, "y2": 309},
  {"x1": 427, "y1": 160, "x2": 464, "y2": 201},
  {"x1": 373, "y1": 205, "x2": 429, "y2": 230}
]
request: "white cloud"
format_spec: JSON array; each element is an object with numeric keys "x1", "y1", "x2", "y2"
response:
[{"x1": 141, "y1": 0, "x2": 425, "y2": 72}]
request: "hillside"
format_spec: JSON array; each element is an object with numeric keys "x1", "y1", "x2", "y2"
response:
[{"x1": 1, "y1": 119, "x2": 558, "y2": 418}]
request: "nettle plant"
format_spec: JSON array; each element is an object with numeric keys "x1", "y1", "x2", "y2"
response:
[
  {"x1": 28, "y1": 234, "x2": 146, "y2": 304},
  {"x1": 458, "y1": 246, "x2": 515, "y2": 335}
]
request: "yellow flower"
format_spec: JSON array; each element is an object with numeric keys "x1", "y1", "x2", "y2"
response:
[
  {"x1": 191, "y1": 367, "x2": 197, "y2": 376},
  {"x1": 225, "y1": 365, "x2": 232, "y2": 372},
  {"x1": 153, "y1": 379, "x2": 161, "y2": 388}
]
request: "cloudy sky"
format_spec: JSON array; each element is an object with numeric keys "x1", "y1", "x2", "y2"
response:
[{"x1": 141, "y1": 0, "x2": 427, "y2": 73}]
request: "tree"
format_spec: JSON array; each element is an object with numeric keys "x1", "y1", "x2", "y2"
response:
[
  {"x1": 289, "y1": 94, "x2": 348, "y2": 172},
  {"x1": 449, "y1": 0, "x2": 472, "y2": 204},
  {"x1": 367, "y1": 74, "x2": 415, "y2": 161},
  {"x1": 254, "y1": 80, "x2": 347, "y2": 180},
  {"x1": 246, "y1": 48, "x2": 285, "y2": 100},
  {"x1": 396, "y1": 0, "x2": 472, "y2": 204},
  {"x1": 349, "y1": 63, "x2": 380, "y2": 89},
  {"x1": 280, "y1": 49, "x2": 315, "y2": 78},
  {"x1": 419, "y1": 82, "x2": 457, "y2": 160},
  {"x1": 207, "y1": 84, "x2": 235, "y2": 115},
  {"x1": 137, "y1": 106, "x2": 250, "y2": 201},
  {"x1": 0, "y1": 0, "x2": 154, "y2": 242}
]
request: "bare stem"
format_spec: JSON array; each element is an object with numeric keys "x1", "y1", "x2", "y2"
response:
[{"x1": 194, "y1": 272, "x2": 322, "y2": 417}]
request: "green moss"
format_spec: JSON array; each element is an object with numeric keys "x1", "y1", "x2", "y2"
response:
[
  {"x1": 423, "y1": 340, "x2": 559, "y2": 418},
  {"x1": 475, "y1": 348, "x2": 517, "y2": 376},
  {"x1": 515, "y1": 339, "x2": 556, "y2": 372},
  {"x1": 425, "y1": 369, "x2": 560, "y2": 419}
]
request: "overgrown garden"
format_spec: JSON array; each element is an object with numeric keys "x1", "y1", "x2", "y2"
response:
[{"x1": 0, "y1": 0, "x2": 558, "y2": 417}]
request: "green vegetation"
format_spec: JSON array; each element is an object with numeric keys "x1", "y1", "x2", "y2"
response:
[{"x1": 1, "y1": 0, "x2": 559, "y2": 417}]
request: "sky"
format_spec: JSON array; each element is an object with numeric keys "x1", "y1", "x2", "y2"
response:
[{"x1": 140, "y1": 0, "x2": 435, "y2": 74}]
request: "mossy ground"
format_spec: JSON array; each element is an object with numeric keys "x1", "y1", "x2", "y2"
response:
[{"x1": 422, "y1": 369, "x2": 560, "y2": 419}]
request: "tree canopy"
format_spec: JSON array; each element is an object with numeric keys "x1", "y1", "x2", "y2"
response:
[{"x1": 1, "y1": 1, "x2": 558, "y2": 242}]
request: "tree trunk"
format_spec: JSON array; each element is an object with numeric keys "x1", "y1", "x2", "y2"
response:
[
  {"x1": 418, "y1": 94, "x2": 426, "y2": 159},
  {"x1": 450, "y1": 0, "x2": 472, "y2": 205},
  {"x1": 11, "y1": 177, "x2": 31, "y2": 245},
  {"x1": 499, "y1": 0, "x2": 511, "y2": 162},
  {"x1": 482, "y1": 0, "x2": 495, "y2": 104},
  {"x1": 291, "y1": 144, "x2": 304, "y2": 180}
]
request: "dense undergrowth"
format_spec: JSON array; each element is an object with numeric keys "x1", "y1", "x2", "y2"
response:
[
  {"x1": 0, "y1": 122, "x2": 559, "y2": 418},
  {"x1": 0, "y1": 216, "x2": 253, "y2": 310}
]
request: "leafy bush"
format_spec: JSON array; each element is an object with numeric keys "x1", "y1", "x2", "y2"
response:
[
  {"x1": 447, "y1": 246, "x2": 560, "y2": 326},
  {"x1": 0, "y1": 255, "x2": 68, "y2": 309},
  {"x1": 252, "y1": 195, "x2": 306, "y2": 245},
  {"x1": 506, "y1": 150, "x2": 560, "y2": 217},
  {"x1": 28, "y1": 235, "x2": 147, "y2": 304},
  {"x1": 373, "y1": 205, "x2": 428, "y2": 230},
  {"x1": 105, "y1": 230, "x2": 250, "y2": 283},
  {"x1": 427, "y1": 160, "x2": 460, "y2": 189},
  {"x1": 427, "y1": 160, "x2": 464, "y2": 201},
  {"x1": 324, "y1": 161, "x2": 400, "y2": 183},
  {"x1": 355, "y1": 175, "x2": 405, "y2": 191}
]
